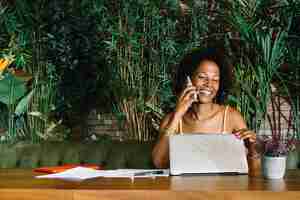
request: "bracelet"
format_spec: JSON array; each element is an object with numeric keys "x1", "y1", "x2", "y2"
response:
[
  {"x1": 160, "y1": 127, "x2": 177, "y2": 136},
  {"x1": 247, "y1": 153, "x2": 261, "y2": 159}
]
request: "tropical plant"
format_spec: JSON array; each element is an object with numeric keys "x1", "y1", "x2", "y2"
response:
[
  {"x1": 0, "y1": 57, "x2": 33, "y2": 141},
  {"x1": 229, "y1": 30, "x2": 288, "y2": 132},
  {"x1": 285, "y1": 44, "x2": 300, "y2": 140},
  {"x1": 0, "y1": 0, "x2": 298, "y2": 144},
  {"x1": 98, "y1": 0, "x2": 178, "y2": 141},
  {"x1": 0, "y1": 0, "x2": 68, "y2": 143},
  {"x1": 46, "y1": 0, "x2": 102, "y2": 120},
  {"x1": 223, "y1": 0, "x2": 295, "y2": 130},
  {"x1": 223, "y1": 0, "x2": 300, "y2": 156},
  {"x1": 95, "y1": 0, "x2": 216, "y2": 141}
]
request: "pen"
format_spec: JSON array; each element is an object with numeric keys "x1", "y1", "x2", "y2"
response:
[{"x1": 133, "y1": 170, "x2": 164, "y2": 176}]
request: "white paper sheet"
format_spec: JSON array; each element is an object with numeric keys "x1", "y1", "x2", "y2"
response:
[{"x1": 35, "y1": 167, "x2": 169, "y2": 181}]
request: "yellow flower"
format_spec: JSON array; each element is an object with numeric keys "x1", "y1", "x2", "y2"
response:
[{"x1": 0, "y1": 58, "x2": 10, "y2": 72}]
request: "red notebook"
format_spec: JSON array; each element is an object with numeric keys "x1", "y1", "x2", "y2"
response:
[{"x1": 34, "y1": 164, "x2": 102, "y2": 174}]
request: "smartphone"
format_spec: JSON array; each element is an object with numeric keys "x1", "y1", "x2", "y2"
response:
[
  {"x1": 186, "y1": 76, "x2": 198, "y2": 101},
  {"x1": 186, "y1": 76, "x2": 193, "y2": 86}
]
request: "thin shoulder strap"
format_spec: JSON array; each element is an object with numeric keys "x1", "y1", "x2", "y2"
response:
[
  {"x1": 178, "y1": 119, "x2": 183, "y2": 135},
  {"x1": 222, "y1": 106, "x2": 229, "y2": 134}
]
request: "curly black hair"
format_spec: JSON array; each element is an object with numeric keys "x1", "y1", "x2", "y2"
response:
[{"x1": 174, "y1": 47, "x2": 227, "y2": 103}]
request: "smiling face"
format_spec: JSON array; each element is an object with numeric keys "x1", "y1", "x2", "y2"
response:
[{"x1": 191, "y1": 60, "x2": 220, "y2": 104}]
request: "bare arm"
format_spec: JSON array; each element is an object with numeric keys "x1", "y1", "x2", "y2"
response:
[
  {"x1": 152, "y1": 112, "x2": 181, "y2": 168},
  {"x1": 229, "y1": 107, "x2": 261, "y2": 176},
  {"x1": 152, "y1": 82, "x2": 198, "y2": 168}
]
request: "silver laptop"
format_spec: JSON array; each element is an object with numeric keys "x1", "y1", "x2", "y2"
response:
[{"x1": 169, "y1": 134, "x2": 248, "y2": 175}]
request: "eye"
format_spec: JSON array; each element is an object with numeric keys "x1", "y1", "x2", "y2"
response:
[{"x1": 197, "y1": 75, "x2": 207, "y2": 79}]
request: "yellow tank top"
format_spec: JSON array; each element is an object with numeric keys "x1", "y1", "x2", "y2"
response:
[{"x1": 178, "y1": 106, "x2": 230, "y2": 135}]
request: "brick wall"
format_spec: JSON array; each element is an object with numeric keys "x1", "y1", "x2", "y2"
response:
[
  {"x1": 259, "y1": 95, "x2": 292, "y2": 137},
  {"x1": 86, "y1": 109, "x2": 127, "y2": 141}
]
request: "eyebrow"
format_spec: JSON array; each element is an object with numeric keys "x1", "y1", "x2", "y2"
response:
[{"x1": 197, "y1": 72, "x2": 220, "y2": 77}]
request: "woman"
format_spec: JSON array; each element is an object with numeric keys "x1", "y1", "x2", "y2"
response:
[{"x1": 152, "y1": 48, "x2": 260, "y2": 176}]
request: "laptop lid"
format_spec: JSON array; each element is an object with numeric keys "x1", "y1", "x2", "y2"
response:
[{"x1": 169, "y1": 134, "x2": 248, "y2": 175}]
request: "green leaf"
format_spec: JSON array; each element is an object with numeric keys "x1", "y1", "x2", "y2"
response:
[
  {"x1": 0, "y1": 73, "x2": 27, "y2": 105},
  {"x1": 227, "y1": 94, "x2": 239, "y2": 105},
  {"x1": 14, "y1": 89, "x2": 34, "y2": 116}
]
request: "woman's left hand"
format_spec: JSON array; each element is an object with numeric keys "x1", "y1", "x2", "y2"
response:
[{"x1": 233, "y1": 128, "x2": 256, "y2": 143}]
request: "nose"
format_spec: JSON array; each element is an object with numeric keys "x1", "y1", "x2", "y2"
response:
[{"x1": 203, "y1": 78, "x2": 213, "y2": 87}]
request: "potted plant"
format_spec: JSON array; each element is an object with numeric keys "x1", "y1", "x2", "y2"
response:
[
  {"x1": 258, "y1": 133, "x2": 296, "y2": 179},
  {"x1": 256, "y1": 79, "x2": 298, "y2": 179}
]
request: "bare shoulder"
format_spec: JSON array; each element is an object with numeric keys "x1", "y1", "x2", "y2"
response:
[
  {"x1": 160, "y1": 112, "x2": 174, "y2": 129},
  {"x1": 225, "y1": 105, "x2": 247, "y2": 130}
]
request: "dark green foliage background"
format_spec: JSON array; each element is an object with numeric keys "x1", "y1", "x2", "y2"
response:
[{"x1": 0, "y1": 0, "x2": 299, "y2": 141}]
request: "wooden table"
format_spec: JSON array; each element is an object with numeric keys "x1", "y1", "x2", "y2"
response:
[{"x1": 1, "y1": 169, "x2": 300, "y2": 200}]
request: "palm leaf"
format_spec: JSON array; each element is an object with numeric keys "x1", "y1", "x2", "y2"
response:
[
  {"x1": 15, "y1": 89, "x2": 34, "y2": 116},
  {"x1": 0, "y1": 73, "x2": 27, "y2": 105}
]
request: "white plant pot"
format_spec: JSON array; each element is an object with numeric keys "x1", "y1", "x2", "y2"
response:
[{"x1": 262, "y1": 156, "x2": 286, "y2": 179}]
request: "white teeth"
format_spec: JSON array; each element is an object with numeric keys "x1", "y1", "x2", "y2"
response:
[{"x1": 198, "y1": 90, "x2": 212, "y2": 95}]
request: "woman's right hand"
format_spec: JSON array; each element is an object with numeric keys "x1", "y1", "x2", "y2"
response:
[{"x1": 174, "y1": 85, "x2": 198, "y2": 118}]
